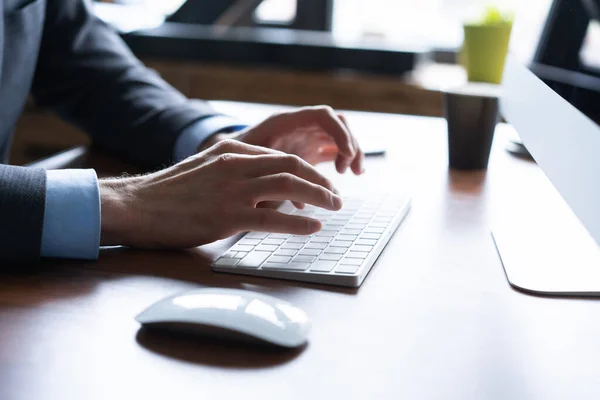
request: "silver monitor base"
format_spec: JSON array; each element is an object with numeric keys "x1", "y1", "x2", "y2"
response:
[{"x1": 492, "y1": 194, "x2": 600, "y2": 296}]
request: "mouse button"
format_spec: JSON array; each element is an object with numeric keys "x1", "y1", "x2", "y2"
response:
[
  {"x1": 274, "y1": 303, "x2": 310, "y2": 326},
  {"x1": 172, "y1": 292, "x2": 248, "y2": 311},
  {"x1": 244, "y1": 298, "x2": 288, "y2": 330}
]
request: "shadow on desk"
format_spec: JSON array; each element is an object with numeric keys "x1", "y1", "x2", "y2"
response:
[{"x1": 135, "y1": 327, "x2": 306, "y2": 369}]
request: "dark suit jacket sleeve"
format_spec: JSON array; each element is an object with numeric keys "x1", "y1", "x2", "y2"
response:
[
  {"x1": 0, "y1": 165, "x2": 46, "y2": 264},
  {"x1": 31, "y1": 0, "x2": 217, "y2": 168}
]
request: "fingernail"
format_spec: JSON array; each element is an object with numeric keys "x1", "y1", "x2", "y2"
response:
[
  {"x1": 361, "y1": 166, "x2": 366, "y2": 174},
  {"x1": 343, "y1": 162, "x2": 350, "y2": 173},
  {"x1": 309, "y1": 219, "x2": 322, "y2": 232},
  {"x1": 331, "y1": 194, "x2": 343, "y2": 210}
]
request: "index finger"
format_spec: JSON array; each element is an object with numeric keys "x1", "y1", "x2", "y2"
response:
[
  {"x1": 294, "y1": 106, "x2": 356, "y2": 158},
  {"x1": 337, "y1": 113, "x2": 365, "y2": 175}
]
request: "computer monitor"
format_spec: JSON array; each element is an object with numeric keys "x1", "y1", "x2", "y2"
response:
[
  {"x1": 492, "y1": 55, "x2": 600, "y2": 295},
  {"x1": 532, "y1": 0, "x2": 600, "y2": 122}
]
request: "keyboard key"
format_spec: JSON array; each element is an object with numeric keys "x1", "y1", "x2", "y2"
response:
[
  {"x1": 352, "y1": 245, "x2": 373, "y2": 252},
  {"x1": 238, "y1": 251, "x2": 271, "y2": 268},
  {"x1": 238, "y1": 239, "x2": 261, "y2": 246},
  {"x1": 356, "y1": 239, "x2": 377, "y2": 246},
  {"x1": 336, "y1": 234, "x2": 357, "y2": 241},
  {"x1": 310, "y1": 261, "x2": 337, "y2": 273},
  {"x1": 281, "y1": 242, "x2": 303, "y2": 250},
  {"x1": 299, "y1": 249, "x2": 321, "y2": 256},
  {"x1": 330, "y1": 240, "x2": 352, "y2": 248},
  {"x1": 324, "y1": 246, "x2": 346, "y2": 254},
  {"x1": 294, "y1": 256, "x2": 316, "y2": 263},
  {"x1": 346, "y1": 251, "x2": 369, "y2": 259},
  {"x1": 319, "y1": 254, "x2": 342, "y2": 261},
  {"x1": 374, "y1": 217, "x2": 393, "y2": 222},
  {"x1": 305, "y1": 242, "x2": 328, "y2": 249},
  {"x1": 346, "y1": 224, "x2": 366, "y2": 230},
  {"x1": 323, "y1": 224, "x2": 343, "y2": 231},
  {"x1": 246, "y1": 232, "x2": 268, "y2": 239},
  {"x1": 330, "y1": 218, "x2": 349, "y2": 224},
  {"x1": 370, "y1": 222, "x2": 388, "y2": 228},
  {"x1": 316, "y1": 231, "x2": 336, "y2": 237},
  {"x1": 231, "y1": 244, "x2": 254, "y2": 252},
  {"x1": 274, "y1": 249, "x2": 297, "y2": 257},
  {"x1": 288, "y1": 236, "x2": 310, "y2": 243},
  {"x1": 351, "y1": 218, "x2": 371, "y2": 223},
  {"x1": 256, "y1": 244, "x2": 278, "y2": 252},
  {"x1": 340, "y1": 258, "x2": 363, "y2": 266},
  {"x1": 365, "y1": 227, "x2": 385, "y2": 234},
  {"x1": 262, "y1": 262, "x2": 310, "y2": 271},
  {"x1": 269, "y1": 234, "x2": 290, "y2": 239},
  {"x1": 214, "y1": 258, "x2": 239, "y2": 267},
  {"x1": 311, "y1": 236, "x2": 332, "y2": 243},
  {"x1": 234, "y1": 252, "x2": 247, "y2": 259},
  {"x1": 335, "y1": 264, "x2": 360, "y2": 274},
  {"x1": 269, "y1": 255, "x2": 293, "y2": 263},
  {"x1": 224, "y1": 251, "x2": 237, "y2": 258},
  {"x1": 341, "y1": 229, "x2": 361, "y2": 235},
  {"x1": 360, "y1": 233, "x2": 381, "y2": 240},
  {"x1": 263, "y1": 238, "x2": 285, "y2": 245}
]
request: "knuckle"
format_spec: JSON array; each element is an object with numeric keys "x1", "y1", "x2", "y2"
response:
[
  {"x1": 215, "y1": 153, "x2": 237, "y2": 166},
  {"x1": 215, "y1": 138, "x2": 237, "y2": 151},
  {"x1": 313, "y1": 105, "x2": 335, "y2": 115},
  {"x1": 270, "y1": 111, "x2": 288, "y2": 120},
  {"x1": 284, "y1": 154, "x2": 304, "y2": 172},
  {"x1": 275, "y1": 172, "x2": 296, "y2": 191}
]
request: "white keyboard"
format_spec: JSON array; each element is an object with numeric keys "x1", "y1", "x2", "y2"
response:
[{"x1": 212, "y1": 194, "x2": 411, "y2": 287}]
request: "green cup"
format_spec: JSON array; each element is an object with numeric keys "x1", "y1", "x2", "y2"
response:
[{"x1": 462, "y1": 21, "x2": 512, "y2": 84}]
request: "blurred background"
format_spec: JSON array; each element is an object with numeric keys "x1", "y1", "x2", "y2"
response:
[
  {"x1": 12, "y1": 0, "x2": 600, "y2": 164},
  {"x1": 95, "y1": 0, "x2": 600, "y2": 65}
]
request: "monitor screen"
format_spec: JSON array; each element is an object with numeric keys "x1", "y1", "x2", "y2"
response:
[{"x1": 500, "y1": 56, "x2": 600, "y2": 247}]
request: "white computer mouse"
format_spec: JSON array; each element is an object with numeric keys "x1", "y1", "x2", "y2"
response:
[{"x1": 135, "y1": 288, "x2": 311, "y2": 348}]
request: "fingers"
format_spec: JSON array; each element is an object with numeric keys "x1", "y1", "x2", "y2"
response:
[
  {"x1": 349, "y1": 135, "x2": 365, "y2": 175},
  {"x1": 247, "y1": 173, "x2": 342, "y2": 211},
  {"x1": 293, "y1": 201, "x2": 306, "y2": 209},
  {"x1": 278, "y1": 106, "x2": 355, "y2": 160},
  {"x1": 242, "y1": 154, "x2": 338, "y2": 194},
  {"x1": 240, "y1": 209, "x2": 321, "y2": 235},
  {"x1": 337, "y1": 113, "x2": 365, "y2": 175}
]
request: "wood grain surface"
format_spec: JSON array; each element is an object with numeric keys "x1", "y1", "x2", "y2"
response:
[{"x1": 1, "y1": 104, "x2": 599, "y2": 400}]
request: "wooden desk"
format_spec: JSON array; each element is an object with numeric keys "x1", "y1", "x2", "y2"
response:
[{"x1": 2, "y1": 104, "x2": 600, "y2": 400}]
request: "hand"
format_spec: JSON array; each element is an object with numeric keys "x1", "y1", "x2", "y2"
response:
[
  {"x1": 99, "y1": 139, "x2": 342, "y2": 249},
  {"x1": 205, "y1": 106, "x2": 365, "y2": 175}
]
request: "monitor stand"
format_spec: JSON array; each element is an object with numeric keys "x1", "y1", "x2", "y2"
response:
[{"x1": 492, "y1": 179, "x2": 600, "y2": 296}]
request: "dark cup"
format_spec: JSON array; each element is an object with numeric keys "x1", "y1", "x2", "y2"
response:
[{"x1": 444, "y1": 86, "x2": 499, "y2": 170}]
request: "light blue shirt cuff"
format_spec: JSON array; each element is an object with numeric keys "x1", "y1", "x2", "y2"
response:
[
  {"x1": 173, "y1": 115, "x2": 248, "y2": 162},
  {"x1": 41, "y1": 169, "x2": 101, "y2": 260}
]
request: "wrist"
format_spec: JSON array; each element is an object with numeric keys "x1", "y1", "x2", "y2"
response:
[{"x1": 99, "y1": 178, "x2": 138, "y2": 246}]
